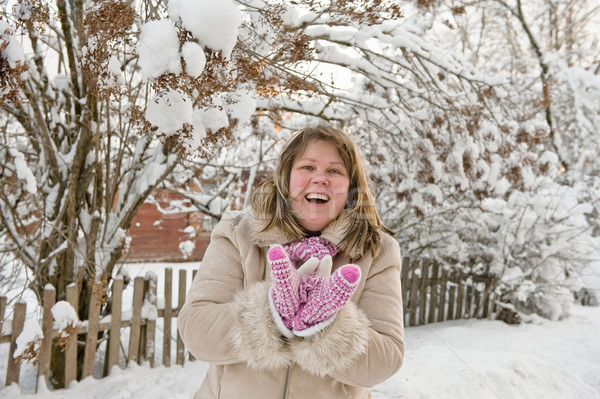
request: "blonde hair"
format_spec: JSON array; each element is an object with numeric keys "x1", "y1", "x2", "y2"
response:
[{"x1": 250, "y1": 125, "x2": 390, "y2": 260}]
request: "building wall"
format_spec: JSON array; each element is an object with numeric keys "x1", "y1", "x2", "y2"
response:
[{"x1": 121, "y1": 191, "x2": 211, "y2": 263}]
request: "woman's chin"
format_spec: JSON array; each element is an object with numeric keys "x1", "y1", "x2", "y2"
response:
[{"x1": 297, "y1": 217, "x2": 332, "y2": 232}]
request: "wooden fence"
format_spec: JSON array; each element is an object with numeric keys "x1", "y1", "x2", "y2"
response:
[
  {"x1": 1, "y1": 267, "x2": 194, "y2": 391},
  {"x1": 1, "y1": 258, "x2": 498, "y2": 390},
  {"x1": 401, "y1": 257, "x2": 499, "y2": 326}
]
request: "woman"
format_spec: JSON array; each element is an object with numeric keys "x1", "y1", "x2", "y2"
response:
[{"x1": 178, "y1": 125, "x2": 404, "y2": 398}]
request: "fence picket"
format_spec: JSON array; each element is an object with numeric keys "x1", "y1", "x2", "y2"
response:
[
  {"x1": 5, "y1": 301, "x2": 26, "y2": 386},
  {"x1": 447, "y1": 271, "x2": 457, "y2": 321},
  {"x1": 487, "y1": 286, "x2": 497, "y2": 320},
  {"x1": 139, "y1": 281, "x2": 147, "y2": 364},
  {"x1": 36, "y1": 286, "x2": 56, "y2": 390},
  {"x1": 176, "y1": 270, "x2": 187, "y2": 366},
  {"x1": 408, "y1": 260, "x2": 421, "y2": 326},
  {"x1": 82, "y1": 281, "x2": 103, "y2": 379},
  {"x1": 474, "y1": 285, "x2": 483, "y2": 318},
  {"x1": 128, "y1": 277, "x2": 144, "y2": 364},
  {"x1": 428, "y1": 262, "x2": 440, "y2": 324},
  {"x1": 465, "y1": 284, "x2": 474, "y2": 318},
  {"x1": 418, "y1": 259, "x2": 430, "y2": 326},
  {"x1": 64, "y1": 284, "x2": 78, "y2": 387},
  {"x1": 0, "y1": 297, "x2": 6, "y2": 340},
  {"x1": 106, "y1": 277, "x2": 123, "y2": 374},
  {"x1": 163, "y1": 268, "x2": 173, "y2": 367},
  {"x1": 438, "y1": 267, "x2": 448, "y2": 323},
  {"x1": 145, "y1": 274, "x2": 157, "y2": 367},
  {"x1": 456, "y1": 281, "x2": 464, "y2": 319}
]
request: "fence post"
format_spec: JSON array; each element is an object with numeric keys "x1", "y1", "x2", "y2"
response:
[
  {"x1": 82, "y1": 281, "x2": 103, "y2": 379},
  {"x1": 163, "y1": 268, "x2": 173, "y2": 367},
  {"x1": 64, "y1": 284, "x2": 78, "y2": 387},
  {"x1": 106, "y1": 277, "x2": 123, "y2": 374},
  {"x1": 5, "y1": 301, "x2": 26, "y2": 386},
  {"x1": 36, "y1": 285, "x2": 56, "y2": 391},
  {"x1": 176, "y1": 269, "x2": 187, "y2": 366},
  {"x1": 128, "y1": 277, "x2": 144, "y2": 364}
]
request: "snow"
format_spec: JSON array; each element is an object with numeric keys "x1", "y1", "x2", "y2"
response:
[
  {"x1": 50, "y1": 301, "x2": 79, "y2": 331},
  {"x1": 168, "y1": 0, "x2": 241, "y2": 58},
  {"x1": 0, "y1": 20, "x2": 26, "y2": 67},
  {"x1": 9, "y1": 149, "x2": 37, "y2": 194},
  {"x1": 197, "y1": 97, "x2": 228, "y2": 133},
  {"x1": 137, "y1": 19, "x2": 182, "y2": 80},
  {"x1": 12, "y1": 319, "x2": 42, "y2": 360},
  {"x1": 1, "y1": 0, "x2": 599, "y2": 396},
  {"x1": 2, "y1": 304, "x2": 599, "y2": 398},
  {"x1": 145, "y1": 90, "x2": 193, "y2": 135},
  {"x1": 178, "y1": 240, "x2": 195, "y2": 259},
  {"x1": 181, "y1": 41, "x2": 206, "y2": 77},
  {"x1": 226, "y1": 88, "x2": 257, "y2": 126}
]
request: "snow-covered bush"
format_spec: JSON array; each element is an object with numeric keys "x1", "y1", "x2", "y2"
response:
[{"x1": 167, "y1": 0, "x2": 600, "y2": 322}]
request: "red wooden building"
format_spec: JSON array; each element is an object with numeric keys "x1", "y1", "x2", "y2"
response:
[{"x1": 121, "y1": 189, "x2": 212, "y2": 263}]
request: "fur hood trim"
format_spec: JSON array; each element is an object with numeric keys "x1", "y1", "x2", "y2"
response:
[
  {"x1": 247, "y1": 209, "x2": 361, "y2": 258},
  {"x1": 229, "y1": 282, "x2": 292, "y2": 370}
]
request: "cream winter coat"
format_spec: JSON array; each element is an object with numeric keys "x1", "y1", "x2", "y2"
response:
[{"x1": 178, "y1": 209, "x2": 404, "y2": 399}]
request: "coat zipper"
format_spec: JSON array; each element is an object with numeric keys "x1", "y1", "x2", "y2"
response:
[{"x1": 282, "y1": 366, "x2": 291, "y2": 399}]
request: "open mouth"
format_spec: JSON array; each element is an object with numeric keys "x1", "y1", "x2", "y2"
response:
[{"x1": 306, "y1": 193, "x2": 329, "y2": 204}]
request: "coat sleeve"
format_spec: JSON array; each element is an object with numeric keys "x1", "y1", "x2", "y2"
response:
[
  {"x1": 290, "y1": 235, "x2": 405, "y2": 387},
  {"x1": 177, "y1": 217, "x2": 245, "y2": 364},
  {"x1": 177, "y1": 214, "x2": 292, "y2": 368}
]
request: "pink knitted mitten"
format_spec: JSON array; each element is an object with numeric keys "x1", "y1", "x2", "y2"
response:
[
  {"x1": 284, "y1": 236, "x2": 339, "y2": 263},
  {"x1": 268, "y1": 245, "x2": 301, "y2": 330},
  {"x1": 292, "y1": 264, "x2": 361, "y2": 335}
]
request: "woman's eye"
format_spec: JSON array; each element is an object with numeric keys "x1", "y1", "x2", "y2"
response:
[
  {"x1": 301, "y1": 165, "x2": 313, "y2": 170},
  {"x1": 329, "y1": 169, "x2": 341, "y2": 174}
]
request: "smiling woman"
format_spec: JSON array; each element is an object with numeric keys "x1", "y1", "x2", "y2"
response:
[
  {"x1": 289, "y1": 140, "x2": 350, "y2": 231},
  {"x1": 178, "y1": 125, "x2": 404, "y2": 399}
]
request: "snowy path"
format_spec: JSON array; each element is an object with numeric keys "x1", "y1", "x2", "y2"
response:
[{"x1": 1, "y1": 305, "x2": 599, "y2": 398}]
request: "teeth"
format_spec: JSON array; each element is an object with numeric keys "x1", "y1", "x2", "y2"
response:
[{"x1": 306, "y1": 193, "x2": 329, "y2": 201}]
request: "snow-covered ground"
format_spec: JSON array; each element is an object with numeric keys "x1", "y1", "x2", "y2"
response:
[{"x1": 1, "y1": 300, "x2": 599, "y2": 398}]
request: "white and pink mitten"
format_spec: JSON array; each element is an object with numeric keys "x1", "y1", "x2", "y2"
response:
[
  {"x1": 268, "y1": 245, "x2": 301, "y2": 336},
  {"x1": 292, "y1": 264, "x2": 361, "y2": 337},
  {"x1": 268, "y1": 245, "x2": 325, "y2": 337}
]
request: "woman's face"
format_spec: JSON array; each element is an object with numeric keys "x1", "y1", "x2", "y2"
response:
[{"x1": 289, "y1": 140, "x2": 350, "y2": 232}]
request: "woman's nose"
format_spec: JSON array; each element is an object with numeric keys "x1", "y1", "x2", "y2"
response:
[{"x1": 311, "y1": 173, "x2": 328, "y2": 185}]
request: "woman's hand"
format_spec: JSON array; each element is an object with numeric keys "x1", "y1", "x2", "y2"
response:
[
  {"x1": 268, "y1": 245, "x2": 329, "y2": 322},
  {"x1": 293, "y1": 264, "x2": 361, "y2": 336},
  {"x1": 268, "y1": 245, "x2": 301, "y2": 329},
  {"x1": 269, "y1": 240, "x2": 360, "y2": 338}
]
